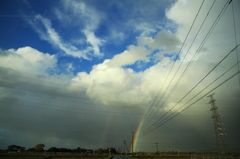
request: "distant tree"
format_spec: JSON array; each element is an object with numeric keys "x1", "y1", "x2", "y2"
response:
[
  {"x1": 35, "y1": 144, "x2": 45, "y2": 151},
  {"x1": 7, "y1": 145, "x2": 18, "y2": 151},
  {"x1": 60, "y1": 148, "x2": 71, "y2": 152},
  {"x1": 27, "y1": 148, "x2": 36, "y2": 152},
  {"x1": 48, "y1": 147, "x2": 72, "y2": 152},
  {"x1": 105, "y1": 147, "x2": 117, "y2": 154},
  {"x1": 76, "y1": 147, "x2": 81, "y2": 152},
  {"x1": 110, "y1": 147, "x2": 117, "y2": 154},
  {"x1": 97, "y1": 148, "x2": 104, "y2": 154},
  {"x1": 48, "y1": 147, "x2": 58, "y2": 152},
  {"x1": 7, "y1": 145, "x2": 25, "y2": 152},
  {"x1": 81, "y1": 148, "x2": 87, "y2": 153},
  {"x1": 74, "y1": 147, "x2": 87, "y2": 153},
  {"x1": 97, "y1": 148, "x2": 110, "y2": 153}
]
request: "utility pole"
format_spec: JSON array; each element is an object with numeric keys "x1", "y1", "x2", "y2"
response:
[
  {"x1": 123, "y1": 140, "x2": 129, "y2": 155},
  {"x1": 131, "y1": 132, "x2": 134, "y2": 153},
  {"x1": 123, "y1": 140, "x2": 126, "y2": 154},
  {"x1": 118, "y1": 146, "x2": 122, "y2": 154},
  {"x1": 155, "y1": 142, "x2": 159, "y2": 152},
  {"x1": 207, "y1": 93, "x2": 229, "y2": 153}
]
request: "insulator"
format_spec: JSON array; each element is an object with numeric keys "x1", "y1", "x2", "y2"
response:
[
  {"x1": 212, "y1": 114, "x2": 220, "y2": 118},
  {"x1": 214, "y1": 122, "x2": 223, "y2": 127},
  {"x1": 217, "y1": 133, "x2": 225, "y2": 136},
  {"x1": 209, "y1": 99, "x2": 216, "y2": 103},
  {"x1": 210, "y1": 106, "x2": 218, "y2": 111}
]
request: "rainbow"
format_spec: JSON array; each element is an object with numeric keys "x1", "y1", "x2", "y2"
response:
[
  {"x1": 131, "y1": 114, "x2": 145, "y2": 152},
  {"x1": 100, "y1": 114, "x2": 113, "y2": 148},
  {"x1": 101, "y1": 112, "x2": 146, "y2": 152}
]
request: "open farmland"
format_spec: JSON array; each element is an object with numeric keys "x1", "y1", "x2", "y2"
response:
[{"x1": 1, "y1": 152, "x2": 239, "y2": 159}]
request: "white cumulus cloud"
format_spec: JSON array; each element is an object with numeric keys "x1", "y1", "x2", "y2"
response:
[{"x1": 0, "y1": 46, "x2": 56, "y2": 75}]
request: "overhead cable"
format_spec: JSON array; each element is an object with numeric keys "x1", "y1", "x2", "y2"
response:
[
  {"x1": 140, "y1": 0, "x2": 206, "y2": 129},
  {"x1": 139, "y1": 68, "x2": 240, "y2": 138},
  {"x1": 139, "y1": 44, "x2": 240, "y2": 137},
  {"x1": 140, "y1": 0, "x2": 233, "y2": 134}
]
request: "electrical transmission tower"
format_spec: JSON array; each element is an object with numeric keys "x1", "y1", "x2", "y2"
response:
[
  {"x1": 155, "y1": 142, "x2": 159, "y2": 152},
  {"x1": 207, "y1": 93, "x2": 229, "y2": 153}
]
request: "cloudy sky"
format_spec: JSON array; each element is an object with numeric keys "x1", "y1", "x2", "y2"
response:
[{"x1": 0, "y1": 0, "x2": 240, "y2": 152}]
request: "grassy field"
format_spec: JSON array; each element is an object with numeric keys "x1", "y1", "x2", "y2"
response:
[{"x1": 0, "y1": 152, "x2": 192, "y2": 159}]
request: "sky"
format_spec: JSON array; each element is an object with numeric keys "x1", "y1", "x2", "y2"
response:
[{"x1": 0, "y1": 0, "x2": 240, "y2": 153}]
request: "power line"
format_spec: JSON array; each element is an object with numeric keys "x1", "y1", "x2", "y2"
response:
[
  {"x1": 139, "y1": 66, "x2": 240, "y2": 137},
  {"x1": 140, "y1": 62, "x2": 240, "y2": 137},
  {"x1": 141, "y1": 0, "x2": 206, "y2": 129},
  {"x1": 0, "y1": 72, "x2": 147, "y2": 99},
  {"x1": 141, "y1": 0, "x2": 217, "y2": 133},
  {"x1": 0, "y1": 72, "x2": 157, "y2": 111},
  {"x1": 155, "y1": 0, "x2": 235, "y2": 121},
  {"x1": 231, "y1": 0, "x2": 240, "y2": 86},
  {"x1": 195, "y1": 0, "x2": 230, "y2": 55},
  {"x1": 1, "y1": 86, "x2": 150, "y2": 110},
  {"x1": 0, "y1": 100, "x2": 145, "y2": 117},
  {"x1": 139, "y1": 1, "x2": 236, "y2": 135},
  {"x1": 139, "y1": 44, "x2": 240, "y2": 137},
  {"x1": 0, "y1": 116, "x2": 131, "y2": 141}
]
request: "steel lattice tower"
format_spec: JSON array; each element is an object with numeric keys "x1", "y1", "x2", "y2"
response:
[{"x1": 207, "y1": 93, "x2": 229, "y2": 153}]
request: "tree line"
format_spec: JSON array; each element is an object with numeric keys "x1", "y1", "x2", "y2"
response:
[{"x1": 6, "y1": 144, "x2": 117, "y2": 154}]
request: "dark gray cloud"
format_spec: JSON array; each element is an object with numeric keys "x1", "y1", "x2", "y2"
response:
[{"x1": 0, "y1": 0, "x2": 240, "y2": 153}]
